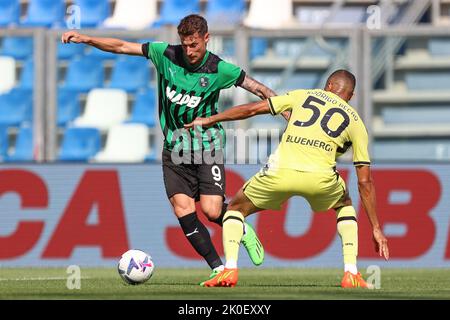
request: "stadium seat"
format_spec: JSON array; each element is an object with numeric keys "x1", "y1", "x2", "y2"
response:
[
  {"x1": 73, "y1": 89, "x2": 128, "y2": 131},
  {"x1": 382, "y1": 106, "x2": 450, "y2": 124},
  {"x1": 152, "y1": 0, "x2": 200, "y2": 27},
  {"x1": 19, "y1": 59, "x2": 34, "y2": 91},
  {"x1": 103, "y1": 0, "x2": 158, "y2": 30},
  {"x1": 127, "y1": 89, "x2": 156, "y2": 127},
  {"x1": 244, "y1": 0, "x2": 296, "y2": 29},
  {"x1": 250, "y1": 38, "x2": 268, "y2": 59},
  {"x1": 109, "y1": 56, "x2": 151, "y2": 93},
  {"x1": 374, "y1": 140, "x2": 450, "y2": 160},
  {"x1": 21, "y1": 0, "x2": 65, "y2": 28},
  {"x1": 0, "y1": 37, "x2": 34, "y2": 60},
  {"x1": 205, "y1": 0, "x2": 245, "y2": 26},
  {"x1": 86, "y1": 47, "x2": 117, "y2": 61},
  {"x1": 0, "y1": 124, "x2": 8, "y2": 160},
  {"x1": 57, "y1": 42, "x2": 86, "y2": 60},
  {"x1": 58, "y1": 127, "x2": 101, "y2": 161},
  {"x1": 6, "y1": 125, "x2": 34, "y2": 161},
  {"x1": 405, "y1": 72, "x2": 450, "y2": 91},
  {"x1": 296, "y1": 6, "x2": 366, "y2": 26},
  {"x1": 0, "y1": 0, "x2": 20, "y2": 27},
  {"x1": 61, "y1": 56, "x2": 104, "y2": 93},
  {"x1": 57, "y1": 89, "x2": 81, "y2": 127},
  {"x1": 74, "y1": 0, "x2": 110, "y2": 28},
  {"x1": 0, "y1": 56, "x2": 16, "y2": 94},
  {"x1": 0, "y1": 88, "x2": 33, "y2": 126},
  {"x1": 428, "y1": 38, "x2": 450, "y2": 56},
  {"x1": 93, "y1": 123, "x2": 150, "y2": 163}
]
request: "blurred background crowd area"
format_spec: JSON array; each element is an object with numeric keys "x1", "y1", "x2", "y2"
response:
[{"x1": 1, "y1": 0, "x2": 450, "y2": 163}]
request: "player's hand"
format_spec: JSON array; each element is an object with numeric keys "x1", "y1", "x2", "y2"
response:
[
  {"x1": 61, "y1": 31, "x2": 90, "y2": 44},
  {"x1": 184, "y1": 117, "x2": 214, "y2": 129},
  {"x1": 372, "y1": 227, "x2": 389, "y2": 260}
]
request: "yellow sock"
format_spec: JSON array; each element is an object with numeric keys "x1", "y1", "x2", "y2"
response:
[
  {"x1": 222, "y1": 210, "x2": 245, "y2": 268},
  {"x1": 336, "y1": 206, "x2": 358, "y2": 266}
]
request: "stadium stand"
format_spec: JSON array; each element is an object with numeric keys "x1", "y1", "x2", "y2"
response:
[
  {"x1": 0, "y1": 37, "x2": 34, "y2": 60},
  {"x1": 109, "y1": 55, "x2": 151, "y2": 93},
  {"x1": 0, "y1": 56, "x2": 16, "y2": 94},
  {"x1": 205, "y1": 0, "x2": 245, "y2": 26},
  {"x1": 61, "y1": 56, "x2": 105, "y2": 93},
  {"x1": 57, "y1": 89, "x2": 81, "y2": 127},
  {"x1": 0, "y1": 124, "x2": 8, "y2": 161},
  {"x1": 6, "y1": 125, "x2": 34, "y2": 161},
  {"x1": 58, "y1": 127, "x2": 101, "y2": 161},
  {"x1": 73, "y1": 88, "x2": 128, "y2": 131},
  {"x1": 74, "y1": 0, "x2": 111, "y2": 28},
  {"x1": 103, "y1": 0, "x2": 158, "y2": 30},
  {"x1": 0, "y1": 88, "x2": 33, "y2": 127},
  {"x1": 0, "y1": 0, "x2": 20, "y2": 27},
  {"x1": 126, "y1": 88, "x2": 157, "y2": 128},
  {"x1": 21, "y1": 0, "x2": 65, "y2": 28},
  {"x1": 93, "y1": 123, "x2": 150, "y2": 162},
  {"x1": 152, "y1": 0, "x2": 200, "y2": 27}
]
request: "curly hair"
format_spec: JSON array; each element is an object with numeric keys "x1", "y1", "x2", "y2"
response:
[{"x1": 177, "y1": 14, "x2": 208, "y2": 36}]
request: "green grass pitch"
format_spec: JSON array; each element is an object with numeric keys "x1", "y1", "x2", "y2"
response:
[{"x1": 1, "y1": 268, "x2": 450, "y2": 300}]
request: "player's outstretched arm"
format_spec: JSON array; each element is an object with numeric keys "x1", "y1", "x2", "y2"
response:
[
  {"x1": 239, "y1": 75, "x2": 291, "y2": 121},
  {"x1": 356, "y1": 165, "x2": 389, "y2": 260},
  {"x1": 61, "y1": 31, "x2": 144, "y2": 56},
  {"x1": 184, "y1": 99, "x2": 270, "y2": 129}
]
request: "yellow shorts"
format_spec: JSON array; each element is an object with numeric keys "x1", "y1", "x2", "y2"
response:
[{"x1": 243, "y1": 167, "x2": 347, "y2": 212}]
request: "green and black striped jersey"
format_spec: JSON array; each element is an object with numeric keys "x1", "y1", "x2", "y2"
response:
[{"x1": 142, "y1": 41, "x2": 245, "y2": 154}]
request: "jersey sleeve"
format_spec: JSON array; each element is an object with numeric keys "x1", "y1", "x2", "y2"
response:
[
  {"x1": 217, "y1": 60, "x2": 246, "y2": 89},
  {"x1": 268, "y1": 90, "x2": 304, "y2": 116},
  {"x1": 142, "y1": 41, "x2": 169, "y2": 69},
  {"x1": 350, "y1": 119, "x2": 371, "y2": 166}
]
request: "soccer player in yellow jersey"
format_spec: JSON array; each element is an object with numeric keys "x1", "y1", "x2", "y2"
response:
[{"x1": 185, "y1": 69, "x2": 389, "y2": 288}]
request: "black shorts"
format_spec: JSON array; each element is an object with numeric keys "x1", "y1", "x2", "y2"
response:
[{"x1": 162, "y1": 149, "x2": 226, "y2": 201}]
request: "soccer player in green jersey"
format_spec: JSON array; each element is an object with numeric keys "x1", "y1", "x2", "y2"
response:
[
  {"x1": 62, "y1": 15, "x2": 286, "y2": 283},
  {"x1": 186, "y1": 70, "x2": 389, "y2": 288}
]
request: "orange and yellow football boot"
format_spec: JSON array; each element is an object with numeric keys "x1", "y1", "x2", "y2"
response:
[
  {"x1": 341, "y1": 271, "x2": 374, "y2": 289},
  {"x1": 202, "y1": 268, "x2": 239, "y2": 287}
]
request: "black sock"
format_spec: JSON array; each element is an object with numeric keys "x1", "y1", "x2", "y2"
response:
[
  {"x1": 178, "y1": 212, "x2": 223, "y2": 269},
  {"x1": 209, "y1": 202, "x2": 228, "y2": 227}
]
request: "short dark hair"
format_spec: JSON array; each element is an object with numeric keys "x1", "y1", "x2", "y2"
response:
[
  {"x1": 326, "y1": 69, "x2": 356, "y2": 90},
  {"x1": 177, "y1": 14, "x2": 208, "y2": 36}
]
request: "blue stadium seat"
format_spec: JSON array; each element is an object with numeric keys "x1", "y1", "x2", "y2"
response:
[
  {"x1": 57, "y1": 42, "x2": 86, "y2": 60},
  {"x1": 405, "y1": 72, "x2": 450, "y2": 91},
  {"x1": 19, "y1": 59, "x2": 34, "y2": 90},
  {"x1": 382, "y1": 106, "x2": 450, "y2": 124},
  {"x1": 61, "y1": 56, "x2": 104, "y2": 93},
  {"x1": 57, "y1": 89, "x2": 81, "y2": 127},
  {"x1": 109, "y1": 56, "x2": 151, "y2": 93},
  {"x1": 127, "y1": 89, "x2": 156, "y2": 127},
  {"x1": 6, "y1": 125, "x2": 34, "y2": 162},
  {"x1": 374, "y1": 140, "x2": 450, "y2": 160},
  {"x1": 0, "y1": 124, "x2": 8, "y2": 160},
  {"x1": 250, "y1": 38, "x2": 268, "y2": 59},
  {"x1": 0, "y1": 37, "x2": 34, "y2": 60},
  {"x1": 0, "y1": 0, "x2": 20, "y2": 27},
  {"x1": 58, "y1": 127, "x2": 101, "y2": 161},
  {"x1": 74, "y1": 0, "x2": 111, "y2": 28},
  {"x1": 21, "y1": 0, "x2": 65, "y2": 28},
  {"x1": 86, "y1": 47, "x2": 117, "y2": 61},
  {"x1": 152, "y1": 0, "x2": 200, "y2": 27},
  {"x1": 0, "y1": 89, "x2": 33, "y2": 126},
  {"x1": 428, "y1": 38, "x2": 450, "y2": 57},
  {"x1": 205, "y1": 0, "x2": 245, "y2": 25}
]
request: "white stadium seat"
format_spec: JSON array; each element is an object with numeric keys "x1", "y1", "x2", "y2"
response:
[
  {"x1": 74, "y1": 88, "x2": 128, "y2": 131},
  {"x1": 0, "y1": 56, "x2": 16, "y2": 94},
  {"x1": 103, "y1": 0, "x2": 158, "y2": 30},
  {"x1": 244, "y1": 0, "x2": 297, "y2": 29},
  {"x1": 93, "y1": 123, "x2": 150, "y2": 163}
]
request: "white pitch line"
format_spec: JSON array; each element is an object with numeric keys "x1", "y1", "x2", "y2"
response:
[{"x1": 0, "y1": 277, "x2": 91, "y2": 281}]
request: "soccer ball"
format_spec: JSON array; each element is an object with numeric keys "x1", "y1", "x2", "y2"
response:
[{"x1": 117, "y1": 249, "x2": 155, "y2": 285}]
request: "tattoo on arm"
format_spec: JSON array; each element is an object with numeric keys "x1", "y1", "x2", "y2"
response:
[{"x1": 239, "y1": 75, "x2": 276, "y2": 100}]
